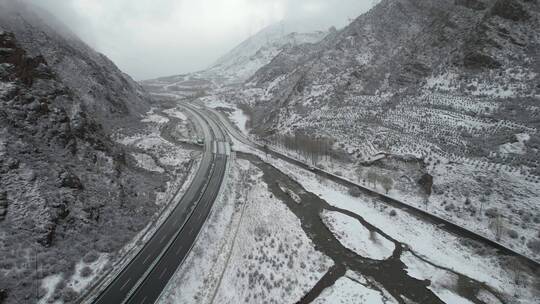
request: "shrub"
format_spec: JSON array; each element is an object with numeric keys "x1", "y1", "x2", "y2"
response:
[
  {"x1": 527, "y1": 240, "x2": 540, "y2": 254},
  {"x1": 82, "y1": 251, "x2": 99, "y2": 264},
  {"x1": 62, "y1": 287, "x2": 78, "y2": 303},
  {"x1": 389, "y1": 210, "x2": 397, "y2": 217},
  {"x1": 348, "y1": 186, "x2": 362, "y2": 197},
  {"x1": 507, "y1": 229, "x2": 519, "y2": 239},
  {"x1": 80, "y1": 266, "x2": 93, "y2": 278},
  {"x1": 485, "y1": 207, "x2": 498, "y2": 218}
]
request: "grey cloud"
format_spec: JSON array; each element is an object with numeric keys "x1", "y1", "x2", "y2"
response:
[{"x1": 26, "y1": 0, "x2": 376, "y2": 80}]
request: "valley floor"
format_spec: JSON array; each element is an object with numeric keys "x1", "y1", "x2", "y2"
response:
[{"x1": 157, "y1": 106, "x2": 539, "y2": 304}]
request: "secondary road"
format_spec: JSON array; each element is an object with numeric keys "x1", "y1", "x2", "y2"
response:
[{"x1": 92, "y1": 106, "x2": 230, "y2": 304}]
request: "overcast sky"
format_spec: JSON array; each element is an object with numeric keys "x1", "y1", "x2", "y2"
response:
[{"x1": 29, "y1": 0, "x2": 377, "y2": 80}]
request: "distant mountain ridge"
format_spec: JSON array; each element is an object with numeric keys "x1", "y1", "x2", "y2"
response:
[
  {"x1": 208, "y1": 22, "x2": 328, "y2": 84},
  {"x1": 141, "y1": 22, "x2": 328, "y2": 94}
]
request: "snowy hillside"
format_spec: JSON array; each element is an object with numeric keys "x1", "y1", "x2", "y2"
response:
[
  {"x1": 227, "y1": 0, "x2": 540, "y2": 261},
  {"x1": 0, "y1": 1, "x2": 198, "y2": 303},
  {"x1": 208, "y1": 22, "x2": 328, "y2": 84},
  {"x1": 0, "y1": 0, "x2": 149, "y2": 127}
]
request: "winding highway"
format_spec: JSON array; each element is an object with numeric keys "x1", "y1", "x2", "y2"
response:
[{"x1": 92, "y1": 105, "x2": 229, "y2": 304}]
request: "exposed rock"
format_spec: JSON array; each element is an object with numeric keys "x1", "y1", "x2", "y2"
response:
[
  {"x1": 0, "y1": 31, "x2": 53, "y2": 86},
  {"x1": 37, "y1": 222, "x2": 56, "y2": 247},
  {"x1": 0, "y1": 289, "x2": 7, "y2": 303},
  {"x1": 455, "y1": 0, "x2": 488, "y2": 10},
  {"x1": 57, "y1": 170, "x2": 83, "y2": 190},
  {"x1": 5, "y1": 158, "x2": 19, "y2": 170},
  {"x1": 490, "y1": 0, "x2": 530, "y2": 21},
  {"x1": 0, "y1": 191, "x2": 7, "y2": 220},
  {"x1": 463, "y1": 51, "x2": 502, "y2": 69},
  {"x1": 53, "y1": 200, "x2": 70, "y2": 220}
]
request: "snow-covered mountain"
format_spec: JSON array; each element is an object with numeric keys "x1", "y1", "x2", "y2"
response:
[
  {"x1": 207, "y1": 22, "x2": 328, "y2": 84},
  {"x1": 234, "y1": 0, "x2": 540, "y2": 260},
  {"x1": 0, "y1": 2, "x2": 172, "y2": 303},
  {"x1": 141, "y1": 22, "x2": 328, "y2": 95}
]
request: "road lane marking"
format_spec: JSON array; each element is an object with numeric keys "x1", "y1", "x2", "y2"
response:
[
  {"x1": 119, "y1": 277, "x2": 132, "y2": 291},
  {"x1": 143, "y1": 253, "x2": 153, "y2": 265},
  {"x1": 175, "y1": 245, "x2": 183, "y2": 255},
  {"x1": 160, "y1": 234, "x2": 168, "y2": 244},
  {"x1": 159, "y1": 267, "x2": 168, "y2": 280},
  {"x1": 141, "y1": 296, "x2": 148, "y2": 304}
]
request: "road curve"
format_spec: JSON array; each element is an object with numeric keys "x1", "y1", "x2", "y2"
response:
[{"x1": 91, "y1": 106, "x2": 229, "y2": 304}]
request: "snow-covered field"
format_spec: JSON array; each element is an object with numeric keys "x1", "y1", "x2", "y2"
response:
[
  {"x1": 321, "y1": 211, "x2": 394, "y2": 260},
  {"x1": 228, "y1": 138, "x2": 539, "y2": 304},
  {"x1": 199, "y1": 96, "x2": 250, "y2": 134},
  {"x1": 313, "y1": 271, "x2": 397, "y2": 304},
  {"x1": 270, "y1": 158, "x2": 538, "y2": 303},
  {"x1": 305, "y1": 152, "x2": 540, "y2": 262},
  {"x1": 159, "y1": 158, "x2": 333, "y2": 304}
]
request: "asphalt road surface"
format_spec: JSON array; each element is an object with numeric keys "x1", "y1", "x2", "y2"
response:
[{"x1": 92, "y1": 106, "x2": 229, "y2": 304}]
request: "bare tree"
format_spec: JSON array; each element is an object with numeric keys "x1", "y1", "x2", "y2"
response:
[
  {"x1": 369, "y1": 230, "x2": 378, "y2": 242},
  {"x1": 490, "y1": 214, "x2": 504, "y2": 241},
  {"x1": 380, "y1": 176, "x2": 394, "y2": 194},
  {"x1": 367, "y1": 170, "x2": 378, "y2": 189}
]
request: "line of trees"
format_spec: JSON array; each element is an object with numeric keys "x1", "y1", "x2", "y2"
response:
[
  {"x1": 364, "y1": 168, "x2": 394, "y2": 194},
  {"x1": 265, "y1": 132, "x2": 335, "y2": 165}
]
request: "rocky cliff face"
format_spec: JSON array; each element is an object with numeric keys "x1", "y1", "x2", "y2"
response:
[
  {"x1": 237, "y1": 0, "x2": 540, "y2": 260},
  {"x1": 0, "y1": 1, "x2": 149, "y2": 128},
  {"x1": 0, "y1": 2, "x2": 167, "y2": 303}
]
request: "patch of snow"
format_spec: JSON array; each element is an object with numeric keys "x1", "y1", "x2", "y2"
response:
[
  {"x1": 355, "y1": 51, "x2": 373, "y2": 65},
  {"x1": 313, "y1": 275, "x2": 391, "y2": 304},
  {"x1": 132, "y1": 152, "x2": 164, "y2": 173},
  {"x1": 321, "y1": 210, "x2": 395, "y2": 260},
  {"x1": 425, "y1": 72, "x2": 458, "y2": 92},
  {"x1": 435, "y1": 290, "x2": 475, "y2": 304},
  {"x1": 38, "y1": 274, "x2": 62, "y2": 304},
  {"x1": 477, "y1": 289, "x2": 504, "y2": 304},
  {"x1": 202, "y1": 98, "x2": 250, "y2": 134},
  {"x1": 499, "y1": 133, "x2": 529, "y2": 155},
  {"x1": 230, "y1": 107, "x2": 249, "y2": 134},
  {"x1": 141, "y1": 108, "x2": 169, "y2": 124},
  {"x1": 159, "y1": 158, "x2": 333, "y2": 304},
  {"x1": 0, "y1": 81, "x2": 14, "y2": 97},
  {"x1": 66, "y1": 253, "x2": 110, "y2": 293},
  {"x1": 163, "y1": 107, "x2": 188, "y2": 121}
]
